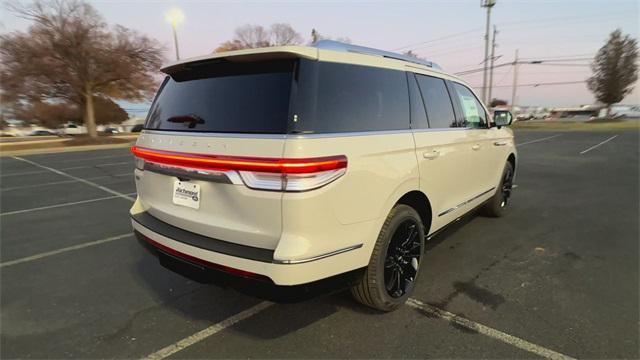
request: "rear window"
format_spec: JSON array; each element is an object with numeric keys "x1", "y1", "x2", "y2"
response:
[
  {"x1": 145, "y1": 60, "x2": 294, "y2": 133},
  {"x1": 291, "y1": 60, "x2": 410, "y2": 133},
  {"x1": 145, "y1": 58, "x2": 410, "y2": 134}
]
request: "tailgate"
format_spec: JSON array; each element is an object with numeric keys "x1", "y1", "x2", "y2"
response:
[{"x1": 134, "y1": 131, "x2": 285, "y2": 250}]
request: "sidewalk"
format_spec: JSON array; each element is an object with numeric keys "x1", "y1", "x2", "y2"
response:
[{"x1": 0, "y1": 135, "x2": 137, "y2": 157}]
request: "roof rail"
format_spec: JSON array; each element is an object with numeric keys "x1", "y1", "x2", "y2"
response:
[{"x1": 313, "y1": 40, "x2": 442, "y2": 70}]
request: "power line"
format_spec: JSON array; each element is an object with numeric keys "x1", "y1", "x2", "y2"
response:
[
  {"x1": 454, "y1": 58, "x2": 592, "y2": 75},
  {"x1": 533, "y1": 63, "x2": 591, "y2": 67},
  {"x1": 496, "y1": 11, "x2": 629, "y2": 28},
  {"x1": 471, "y1": 80, "x2": 587, "y2": 88},
  {"x1": 455, "y1": 62, "x2": 512, "y2": 75},
  {"x1": 519, "y1": 53, "x2": 595, "y2": 60},
  {"x1": 391, "y1": 28, "x2": 482, "y2": 51},
  {"x1": 529, "y1": 58, "x2": 593, "y2": 62},
  {"x1": 496, "y1": 66, "x2": 512, "y2": 85}
]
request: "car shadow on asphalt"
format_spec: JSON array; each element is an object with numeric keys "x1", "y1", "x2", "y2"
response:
[{"x1": 128, "y1": 210, "x2": 484, "y2": 340}]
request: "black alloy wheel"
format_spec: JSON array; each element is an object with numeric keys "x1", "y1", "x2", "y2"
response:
[{"x1": 384, "y1": 219, "x2": 421, "y2": 298}]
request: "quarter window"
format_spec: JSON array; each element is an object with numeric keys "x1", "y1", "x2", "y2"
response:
[
  {"x1": 452, "y1": 83, "x2": 488, "y2": 128},
  {"x1": 414, "y1": 74, "x2": 457, "y2": 129}
]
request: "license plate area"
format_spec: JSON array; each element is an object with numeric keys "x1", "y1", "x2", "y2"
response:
[{"x1": 172, "y1": 180, "x2": 200, "y2": 209}]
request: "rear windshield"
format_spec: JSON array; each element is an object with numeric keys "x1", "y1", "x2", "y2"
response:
[
  {"x1": 145, "y1": 60, "x2": 294, "y2": 133},
  {"x1": 144, "y1": 58, "x2": 410, "y2": 134}
]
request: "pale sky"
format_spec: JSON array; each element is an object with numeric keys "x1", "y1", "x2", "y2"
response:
[{"x1": 1, "y1": 0, "x2": 639, "y2": 108}]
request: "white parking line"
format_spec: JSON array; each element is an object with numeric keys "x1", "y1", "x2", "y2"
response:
[
  {"x1": 516, "y1": 134, "x2": 563, "y2": 147},
  {"x1": 579, "y1": 135, "x2": 618, "y2": 155},
  {"x1": 1, "y1": 173, "x2": 132, "y2": 192},
  {"x1": 145, "y1": 301, "x2": 274, "y2": 360},
  {"x1": 12, "y1": 156, "x2": 136, "y2": 201},
  {"x1": 0, "y1": 233, "x2": 134, "y2": 268},
  {"x1": 1, "y1": 161, "x2": 132, "y2": 178},
  {"x1": 0, "y1": 193, "x2": 137, "y2": 216},
  {"x1": 406, "y1": 298, "x2": 576, "y2": 360},
  {"x1": 61, "y1": 161, "x2": 131, "y2": 171}
]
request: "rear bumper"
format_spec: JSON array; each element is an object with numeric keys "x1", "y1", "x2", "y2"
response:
[{"x1": 131, "y1": 210, "x2": 368, "y2": 286}]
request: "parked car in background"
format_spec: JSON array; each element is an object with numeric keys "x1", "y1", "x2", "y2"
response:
[
  {"x1": 130, "y1": 124, "x2": 144, "y2": 133},
  {"x1": 28, "y1": 130, "x2": 57, "y2": 136},
  {"x1": 516, "y1": 112, "x2": 533, "y2": 121},
  {"x1": 103, "y1": 127, "x2": 121, "y2": 134},
  {"x1": 57, "y1": 123, "x2": 87, "y2": 136},
  {"x1": 532, "y1": 112, "x2": 550, "y2": 120},
  {"x1": 130, "y1": 41, "x2": 517, "y2": 312}
]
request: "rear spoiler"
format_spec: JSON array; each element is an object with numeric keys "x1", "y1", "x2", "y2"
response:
[{"x1": 161, "y1": 46, "x2": 319, "y2": 75}]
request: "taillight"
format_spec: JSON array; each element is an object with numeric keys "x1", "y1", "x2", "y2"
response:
[{"x1": 131, "y1": 146, "x2": 347, "y2": 192}]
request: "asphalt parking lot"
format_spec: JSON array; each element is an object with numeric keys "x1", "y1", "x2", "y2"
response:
[{"x1": 1, "y1": 129, "x2": 638, "y2": 359}]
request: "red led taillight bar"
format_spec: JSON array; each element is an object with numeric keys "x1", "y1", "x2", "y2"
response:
[{"x1": 131, "y1": 146, "x2": 347, "y2": 174}]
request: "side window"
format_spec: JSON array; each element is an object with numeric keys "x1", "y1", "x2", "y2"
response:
[
  {"x1": 452, "y1": 83, "x2": 488, "y2": 128},
  {"x1": 415, "y1": 74, "x2": 457, "y2": 128},
  {"x1": 408, "y1": 73, "x2": 429, "y2": 129},
  {"x1": 299, "y1": 61, "x2": 410, "y2": 133}
]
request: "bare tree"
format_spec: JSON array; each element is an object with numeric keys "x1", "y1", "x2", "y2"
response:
[
  {"x1": 234, "y1": 24, "x2": 271, "y2": 48},
  {"x1": 587, "y1": 29, "x2": 638, "y2": 116},
  {"x1": 270, "y1": 23, "x2": 302, "y2": 46},
  {"x1": 214, "y1": 23, "x2": 304, "y2": 52},
  {"x1": 214, "y1": 39, "x2": 246, "y2": 53},
  {"x1": 0, "y1": 0, "x2": 163, "y2": 137}
]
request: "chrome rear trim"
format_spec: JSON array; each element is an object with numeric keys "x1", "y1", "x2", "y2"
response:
[
  {"x1": 143, "y1": 162, "x2": 243, "y2": 184},
  {"x1": 273, "y1": 244, "x2": 363, "y2": 264}
]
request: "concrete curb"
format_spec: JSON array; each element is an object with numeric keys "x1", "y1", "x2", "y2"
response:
[{"x1": 0, "y1": 142, "x2": 134, "y2": 157}]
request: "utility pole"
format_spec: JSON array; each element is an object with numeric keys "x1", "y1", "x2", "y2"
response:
[
  {"x1": 487, "y1": 25, "x2": 498, "y2": 106},
  {"x1": 511, "y1": 49, "x2": 519, "y2": 112},
  {"x1": 481, "y1": 0, "x2": 497, "y2": 103}
]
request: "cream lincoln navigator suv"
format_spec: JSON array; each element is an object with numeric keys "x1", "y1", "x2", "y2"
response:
[{"x1": 130, "y1": 40, "x2": 516, "y2": 311}]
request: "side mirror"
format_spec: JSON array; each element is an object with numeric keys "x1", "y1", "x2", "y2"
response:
[{"x1": 493, "y1": 110, "x2": 513, "y2": 128}]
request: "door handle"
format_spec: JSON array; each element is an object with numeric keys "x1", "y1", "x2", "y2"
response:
[
  {"x1": 494, "y1": 141, "x2": 508, "y2": 146},
  {"x1": 471, "y1": 144, "x2": 481, "y2": 151},
  {"x1": 423, "y1": 150, "x2": 440, "y2": 160}
]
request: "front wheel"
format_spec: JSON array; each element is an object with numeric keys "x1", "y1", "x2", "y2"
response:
[
  {"x1": 351, "y1": 204, "x2": 425, "y2": 312},
  {"x1": 482, "y1": 161, "x2": 514, "y2": 217}
]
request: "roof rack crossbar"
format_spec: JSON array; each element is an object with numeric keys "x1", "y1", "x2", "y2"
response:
[{"x1": 313, "y1": 40, "x2": 442, "y2": 70}]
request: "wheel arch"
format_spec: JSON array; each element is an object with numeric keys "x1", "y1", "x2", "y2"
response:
[
  {"x1": 507, "y1": 153, "x2": 516, "y2": 169},
  {"x1": 396, "y1": 190, "x2": 433, "y2": 235}
]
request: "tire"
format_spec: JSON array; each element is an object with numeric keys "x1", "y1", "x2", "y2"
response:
[
  {"x1": 482, "y1": 161, "x2": 514, "y2": 218},
  {"x1": 351, "y1": 204, "x2": 425, "y2": 312}
]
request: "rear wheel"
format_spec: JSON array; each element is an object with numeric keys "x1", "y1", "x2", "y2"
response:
[
  {"x1": 483, "y1": 161, "x2": 514, "y2": 217},
  {"x1": 351, "y1": 204, "x2": 425, "y2": 312}
]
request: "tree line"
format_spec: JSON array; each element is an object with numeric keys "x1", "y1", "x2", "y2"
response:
[{"x1": 0, "y1": 0, "x2": 637, "y2": 137}]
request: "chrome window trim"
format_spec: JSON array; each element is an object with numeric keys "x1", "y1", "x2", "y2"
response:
[
  {"x1": 273, "y1": 243, "x2": 364, "y2": 264},
  {"x1": 141, "y1": 127, "x2": 488, "y2": 140},
  {"x1": 438, "y1": 187, "x2": 496, "y2": 217},
  {"x1": 141, "y1": 129, "x2": 288, "y2": 139}
]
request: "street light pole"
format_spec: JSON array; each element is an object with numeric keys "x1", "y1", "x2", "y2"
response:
[
  {"x1": 481, "y1": 0, "x2": 496, "y2": 104},
  {"x1": 165, "y1": 8, "x2": 184, "y2": 61},
  {"x1": 171, "y1": 24, "x2": 180, "y2": 60}
]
